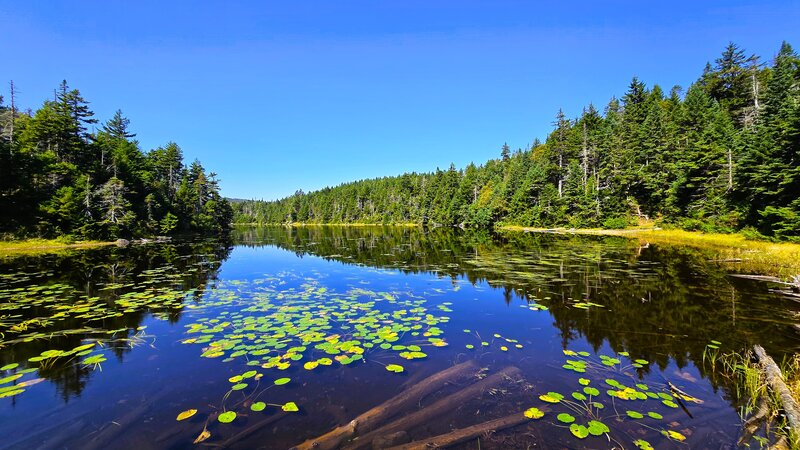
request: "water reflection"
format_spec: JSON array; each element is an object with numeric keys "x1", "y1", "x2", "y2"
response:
[
  {"x1": 0, "y1": 239, "x2": 232, "y2": 400},
  {"x1": 1, "y1": 226, "x2": 797, "y2": 449},
  {"x1": 235, "y1": 225, "x2": 800, "y2": 381}
]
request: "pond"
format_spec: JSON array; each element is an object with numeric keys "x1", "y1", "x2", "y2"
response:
[{"x1": 1, "y1": 226, "x2": 798, "y2": 449}]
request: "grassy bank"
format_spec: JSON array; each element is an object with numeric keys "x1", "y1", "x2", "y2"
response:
[
  {"x1": 500, "y1": 226, "x2": 800, "y2": 278},
  {"x1": 0, "y1": 239, "x2": 116, "y2": 257}
]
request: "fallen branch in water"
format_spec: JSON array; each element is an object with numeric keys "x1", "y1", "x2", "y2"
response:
[
  {"x1": 385, "y1": 411, "x2": 532, "y2": 450},
  {"x1": 291, "y1": 360, "x2": 479, "y2": 450},
  {"x1": 738, "y1": 397, "x2": 771, "y2": 446},
  {"x1": 343, "y1": 366, "x2": 523, "y2": 450},
  {"x1": 753, "y1": 345, "x2": 800, "y2": 444},
  {"x1": 216, "y1": 412, "x2": 287, "y2": 448}
]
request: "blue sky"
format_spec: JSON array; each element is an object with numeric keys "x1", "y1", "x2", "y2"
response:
[{"x1": 1, "y1": 1, "x2": 798, "y2": 200}]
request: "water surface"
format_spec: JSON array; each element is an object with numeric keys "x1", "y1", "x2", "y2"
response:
[{"x1": 1, "y1": 226, "x2": 798, "y2": 449}]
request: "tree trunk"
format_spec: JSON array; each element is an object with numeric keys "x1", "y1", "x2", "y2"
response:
[{"x1": 753, "y1": 345, "x2": 800, "y2": 445}]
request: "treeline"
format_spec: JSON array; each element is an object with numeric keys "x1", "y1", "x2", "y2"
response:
[
  {"x1": 0, "y1": 81, "x2": 232, "y2": 240},
  {"x1": 234, "y1": 42, "x2": 800, "y2": 240}
]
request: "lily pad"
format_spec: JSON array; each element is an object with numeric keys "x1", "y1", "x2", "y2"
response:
[
  {"x1": 274, "y1": 377, "x2": 291, "y2": 386},
  {"x1": 569, "y1": 424, "x2": 589, "y2": 439},
  {"x1": 281, "y1": 401, "x2": 299, "y2": 412},
  {"x1": 524, "y1": 407, "x2": 544, "y2": 419},
  {"x1": 587, "y1": 420, "x2": 609, "y2": 436},
  {"x1": 251, "y1": 402, "x2": 266, "y2": 412},
  {"x1": 218, "y1": 411, "x2": 236, "y2": 423},
  {"x1": 557, "y1": 413, "x2": 575, "y2": 424},
  {"x1": 583, "y1": 387, "x2": 600, "y2": 397},
  {"x1": 538, "y1": 392, "x2": 564, "y2": 403},
  {"x1": 385, "y1": 364, "x2": 404, "y2": 373},
  {"x1": 176, "y1": 409, "x2": 197, "y2": 421},
  {"x1": 661, "y1": 430, "x2": 686, "y2": 441}
]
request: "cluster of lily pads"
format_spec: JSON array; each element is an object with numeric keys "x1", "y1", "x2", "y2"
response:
[
  {"x1": 0, "y1": 260, "x2": 212, "y2": 400},
  {"x1": 522, "y1": 349, "x2": 699, "y2": 448},
  {"x1": 175, "y1": 274, "x2": 453, "y2": 428}
]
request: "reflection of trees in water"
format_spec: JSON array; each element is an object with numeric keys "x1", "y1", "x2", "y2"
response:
[
  {"x1": 235, "y1": 226, "x2": 800, "y2": 392},
  {"x1": 0, "y1": 239, "x2": 232, "y2": 400}
]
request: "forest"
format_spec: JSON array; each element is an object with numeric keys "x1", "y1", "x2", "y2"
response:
[
  {"x1": 233, "y1": 42, "x2": 800, "y2": 240},
  {"x1": 0, "y1": 81, "x2": 233, "y2": 240}
]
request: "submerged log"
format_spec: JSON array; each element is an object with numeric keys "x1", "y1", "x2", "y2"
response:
[
  {"x1": 291, "y1": 360, "x2": 479, "y2": 450},
  {"x1": 344, "y1": 366, "x2": 522, "y2": 450},
  {"x1": 218, "y1": 412, "x2": 287, "y2": 448},
  {"x1": 753, "y1": 345, "x2": 800, "y2": 443},
  {"x1": 386, "y1": 411, "x2": 532, "y2": 450},
  {"x1": 738, "y1": 398, "x2": 771, "y2": 446}
]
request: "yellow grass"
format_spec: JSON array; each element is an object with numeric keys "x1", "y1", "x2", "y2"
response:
[
  {"x1": 0, "y1": 239, "x2": 115, "y2": 257},
  {"x1": 500, "y1": 226, "x2": 800, "y2": 279}
]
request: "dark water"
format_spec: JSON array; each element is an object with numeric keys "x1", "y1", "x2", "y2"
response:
[{"x1": 0, "y1": 226, "x2": 798, "y2": 449}]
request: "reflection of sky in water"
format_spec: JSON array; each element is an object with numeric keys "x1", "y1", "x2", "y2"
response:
[{"x1": 0, "y1": 227, "x2": 796, "y2": 448}]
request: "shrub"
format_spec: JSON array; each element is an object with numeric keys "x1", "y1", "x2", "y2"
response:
[{"x1": 601, "y1": 217, "x2": 629, "y2": 229}]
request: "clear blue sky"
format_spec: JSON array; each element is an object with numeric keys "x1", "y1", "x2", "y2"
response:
[{"x1": 1, "y1": 1, "x2": 798, "y2": 200}]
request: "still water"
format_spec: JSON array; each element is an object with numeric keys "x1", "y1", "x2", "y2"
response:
[{"x1": 1, "y1": 226, "x2": 797, "y2": 449}]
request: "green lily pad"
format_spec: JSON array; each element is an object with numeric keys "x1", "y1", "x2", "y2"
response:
[
  {"x1": 587, "y1": 420, "x2": 609, "y2": 436},
  {"x1": 251, "y1": 402, "x2": 266, "y2": 411},
  {"x1": 274, "y1": 377, "x2": 291, "y2": 386},
  {"x1": 539, "y1": 392, "x2": 564, "y2": 403},
  {"x1": 218, "y1": 411, "x2": 236, "y2": 423},
  {"x1": 583, "y1": 387, "x2": 600, "y2": 397},
  {"x1": 385, "y1": 364, "x2": 404, "y2": 373},
  {"x1": 572, "y1": 392, "x2": 587, "y2": 401},
  {"x1": 570, "y1": 424, "x2": 589, "y2": 439},
  {"x1": 557, "y1": 413, "x2": 575, "y2": 424}
]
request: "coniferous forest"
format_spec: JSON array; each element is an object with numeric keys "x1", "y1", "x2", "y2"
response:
[
  {"x1": 0, "y1": 81, "x2": 233, "y2": 240},
  {"x1": 233, "y1": 42, "x2": 800, "y2": 240}
]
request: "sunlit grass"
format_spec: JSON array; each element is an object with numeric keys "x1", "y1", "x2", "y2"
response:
[
  {"x1": 0, "y1": 238, "x2": 114, "y2": 256},
  {"x1": 500, "y1": 226, "x2": 800, "y2": 278}
]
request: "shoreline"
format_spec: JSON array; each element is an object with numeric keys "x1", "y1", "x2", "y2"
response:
[
  {"x1": 500, "y1": 225, "x2": 800, "y2": 279},
  {"x1": 0, "y1": 239, "x2": 117, "y2": 256},
  {"x1": 233, "y1": 222, "x2": 420, "y2": 227}
]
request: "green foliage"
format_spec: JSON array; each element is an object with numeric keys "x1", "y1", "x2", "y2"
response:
[
  {"x1": 601, "y1": 217, "x2": 630, "y2": 230},
  {"x1": 0, "y1": 81, "x2": 232, "y2": 239},
  {"x1": 231, "y1": 42, "x2": 800, "y2": 239}
]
